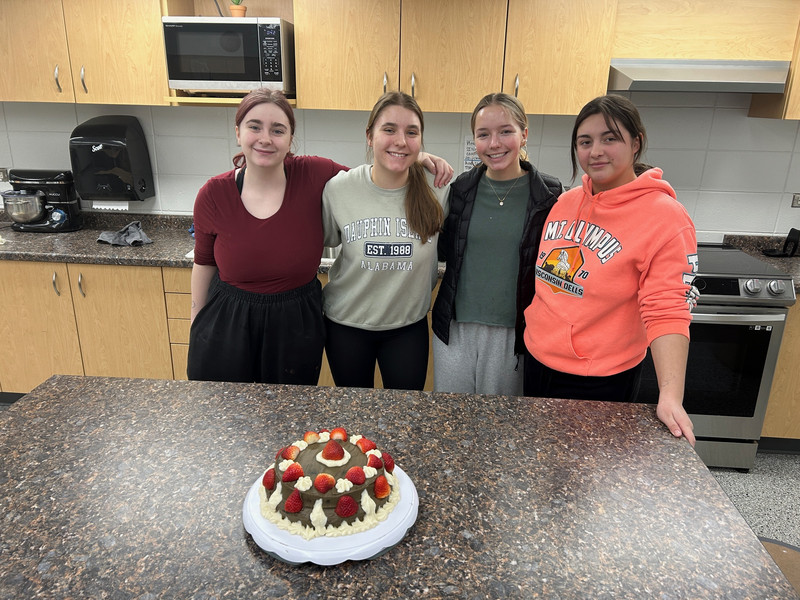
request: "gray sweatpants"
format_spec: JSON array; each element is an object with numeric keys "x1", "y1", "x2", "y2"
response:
[{"x1": 432, "y1": 320, "x2": 523, "y2": 396}]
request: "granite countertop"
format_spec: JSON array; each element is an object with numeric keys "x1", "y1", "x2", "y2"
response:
[
  {"x1": 0, "y1": 214, "x2": 196, "y2": 268},
  {"x1": 725, "y1": 234, "x2": 800, "y2": 291},
  {"x1": 1, "y1": 375, "x2": 796, "y2": 598}
]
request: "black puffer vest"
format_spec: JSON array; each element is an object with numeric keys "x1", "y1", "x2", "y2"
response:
[{"x1": 431, "y1": 161, "x2": 561, "y2": 355}]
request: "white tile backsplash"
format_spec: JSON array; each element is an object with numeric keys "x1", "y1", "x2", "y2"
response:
[
  {"x1": 303, "y1": 140, "x2": 369, "y2": 169},
  {"x1": 4, "y1": 103, "x2": 77, "y2": 132},
  {"x1": 701, "y1": 151, "x2": 792, "y2": 192},
  {"x1": 784, "y1": 153, "x2": 800, "y2": 191},
  {"x1": 2, "y1": 92, "x2": 800, "y2": 235},
  {"x1": 709, "y1": 108, "x2": 798, "y2": 152},
  {"x1": 8, "y1": 131, "x2": 72, "y2": 169},
  {"x1": 694, "y1": 191, "x2": 784, "y2": 233},
  {"x1": 155, "y1": 135, "x2": 230, "y2": 176},
  {"x1": 639, "y1": 107, "x2": 714, "y2": 149},
  {"x1": 152, "y1": 105, "x2": 230, "y2": 137},
  {"x1": 644, "y1": 149, "x2": 706, "y2": 189}
]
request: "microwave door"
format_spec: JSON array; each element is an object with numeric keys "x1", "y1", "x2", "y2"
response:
[{"x1": 164, "y1": 20, "x2": 262, "y2": 91}]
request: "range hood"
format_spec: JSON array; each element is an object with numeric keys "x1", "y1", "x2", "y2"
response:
[{"x1": 608, "y1": 59, "x2": 790, "y2": 93}]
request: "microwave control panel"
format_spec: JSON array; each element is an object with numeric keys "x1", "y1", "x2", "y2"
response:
[{"x1": 259, "y1": 24, "x2": 283, "y2": 82}]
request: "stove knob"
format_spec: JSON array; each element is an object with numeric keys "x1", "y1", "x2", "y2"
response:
[
  {"x1": 744, "y1": 279, "x2": 763, "y2": 294},
  {"x1": 767, "y1": 279, "x2": 787, "y2": 296}
]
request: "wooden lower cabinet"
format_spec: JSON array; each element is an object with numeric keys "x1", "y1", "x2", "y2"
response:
[
  {"x1": 67, "y1": 263, "x2": 173, "y2": 380},
  {"x1": 0, "y1": 261, "x2": 84, "y2": 393},
  {"x1": 762, "y1": 301, "x2": 800, "y2": 439},
  {"x1": 165, "y1": 268, "x2": 437, "y2": 390},
  {"x1": 0, "y1": 261, "x2": 173, "y2": 393}
]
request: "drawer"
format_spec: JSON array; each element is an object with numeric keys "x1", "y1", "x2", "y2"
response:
[
  {"x1": 163, "y1": 267, "x2": 191, "y2": 293},
  {"x1": 168, "y1": 318, "x2": 191, "y2": 344},
  {"x1": 171, "y1": 343, "x2": 189, "y2": 380},
  {"x1": 166, "y1": 293, "x2": 191, "y2": 320}
]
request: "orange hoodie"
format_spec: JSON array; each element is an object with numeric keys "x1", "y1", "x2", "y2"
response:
[{"x1": 523, "y1": 168, "x2": 697, "y2": 376}]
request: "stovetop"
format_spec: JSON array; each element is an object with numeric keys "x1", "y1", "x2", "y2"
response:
[
  {"x1": 695, "y1": 244, "x2": 795, "y2": 307},
  {"x1": 697, "y1": 244, "x2": 792, "y2": 279}
]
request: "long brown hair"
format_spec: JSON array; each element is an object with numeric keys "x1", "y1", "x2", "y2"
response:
[
  {"x1": 366, "y1": 91, "x2": 443, "y2": 242},
  {"x1": 233, "y1": 88, "x2": 296, "y2": 168},
  {"x1": 570, "y1": 94, "x2": 647, "y2": 181}
]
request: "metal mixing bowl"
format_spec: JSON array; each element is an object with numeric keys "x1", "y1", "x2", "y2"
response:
[{"x1": 1, "y1": 190, "x2": 46, "y2": 224}]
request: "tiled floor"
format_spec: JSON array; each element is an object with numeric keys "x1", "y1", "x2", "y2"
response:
[{"x1": 711, "y1": 451, "x2": 800, "y2": 549}]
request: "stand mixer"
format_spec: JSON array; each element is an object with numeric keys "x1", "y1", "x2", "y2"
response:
[{"x1": 2, "y1": 169, "x2": 82, "y2": 233}]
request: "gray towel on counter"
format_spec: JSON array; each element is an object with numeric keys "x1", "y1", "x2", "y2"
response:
[{"x1": 97, "y1": 221, "x2": 153, "y2": 246}]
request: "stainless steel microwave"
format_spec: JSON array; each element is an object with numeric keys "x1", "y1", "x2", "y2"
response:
[{"x1": 162, "y1": 17, "x2": 295, "y2": 94}]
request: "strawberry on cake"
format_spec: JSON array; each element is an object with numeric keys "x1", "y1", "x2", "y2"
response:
[{"x1": 258, "y1": 427, "x2": 400, "y2": 540}]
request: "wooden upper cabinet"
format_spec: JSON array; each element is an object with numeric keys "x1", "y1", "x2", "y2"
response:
[
  {"x1": 0, "y1": 0, "x2": 76, "y2": 102},
  {"x1": 504, "y1": 0, "x2": 618, "y2": 116},
  {"x1": 612, "y1": 0, "x2": 800, "y2": 61},
  {"x1": 750, "y1": 14, "x2": 800, "y2": 120},
  {"x1": 400, "y1": 0, "x2": 505, "y2": 113},
  {"x1": 294, "y1": 0, "x2": 400, "y2": 110},
  {"x1": 61, "y1": 0, "x2": 170, "y2": 105}
]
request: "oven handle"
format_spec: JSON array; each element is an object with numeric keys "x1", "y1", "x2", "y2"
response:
[{"x1": 692, "y1": 311, "x2": 786, "y2": 325}]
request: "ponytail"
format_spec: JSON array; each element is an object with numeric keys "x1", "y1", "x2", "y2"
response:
[{"x1": 405, "y1": 162, "x2": 443, "y2": 242}]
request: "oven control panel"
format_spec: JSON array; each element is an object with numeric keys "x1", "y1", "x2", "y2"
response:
[{"x1": 694, "y1": 275, "x2": 796, "y2": 307}]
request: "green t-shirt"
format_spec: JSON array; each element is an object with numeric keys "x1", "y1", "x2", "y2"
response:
[{"x1": 454, "y1": 174, "x2": 527, "y2": 327}]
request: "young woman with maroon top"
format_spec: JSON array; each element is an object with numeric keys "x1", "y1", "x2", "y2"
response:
[{"x1": 187, "y1": 89, "x2": 452, "y2": 385}]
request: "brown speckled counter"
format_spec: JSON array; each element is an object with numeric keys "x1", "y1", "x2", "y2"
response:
[
  {"x1": 0, "y1": 214, "x2": 195, "y2": 268},
  {"x1": 725, "y1": 234, "x2": 800, "y2": 291},
  {"x1": 1, "y1": 375, "x2": 796, "y2": 599}
]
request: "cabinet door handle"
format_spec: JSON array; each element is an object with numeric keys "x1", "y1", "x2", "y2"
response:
[
  {"x1": 411, "y1": 72, "x2": 416, "y2": 98},
  {"x1": 80, "y1": 66, "x2": 88, "y2": 94},
  {"x1": 514, "y1": 74, "x2": 519, "y2": 98},
  {"x1": 54, "y1": 65, "x2": 62, "y2": 93},
  {"x1": 52, "y1": 271, "x2": 61, "y2": 296},
  {"x1": 383, "y1": 72, "x2": 388, "y2": 94},
  {"x1": 78, "y1": 272, "x2": 86, "y2": 297}
]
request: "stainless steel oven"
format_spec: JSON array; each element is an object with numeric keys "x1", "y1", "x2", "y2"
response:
[{"x1": 639, "y1": 244, "x2": 795, "y2": 470}]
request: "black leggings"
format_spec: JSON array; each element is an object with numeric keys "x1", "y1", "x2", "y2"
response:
[
  {"x1": 187, "y1": 276, "x2": 325, "y2": 385},
  {"x1": 523, "y1": 352, "x2": 643, "y2": 403},
  {"x1": 324, "y1": 316, "x2": 429, "y2": 391}
]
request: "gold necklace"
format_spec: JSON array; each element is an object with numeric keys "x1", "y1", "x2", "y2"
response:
[{"x1": 485, "y1": 175, "x2": 522, "y2": 206}]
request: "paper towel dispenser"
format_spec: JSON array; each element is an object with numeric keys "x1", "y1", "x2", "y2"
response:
[{"x1": 69, "y1": 116, "x2": 154, "y2": 202}]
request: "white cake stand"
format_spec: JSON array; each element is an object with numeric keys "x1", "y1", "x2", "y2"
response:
[{"x1": 242, "y1": 466, "x2": 418, "y2": 565}]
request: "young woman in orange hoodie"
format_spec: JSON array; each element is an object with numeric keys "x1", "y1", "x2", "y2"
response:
[{"x1": 523, "y1": 95, "x2": 698, "y2": 446}]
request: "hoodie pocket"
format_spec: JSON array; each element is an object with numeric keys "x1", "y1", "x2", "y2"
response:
[{"x1": 526, "y1": 298, "x2": 592, "y2": 373}]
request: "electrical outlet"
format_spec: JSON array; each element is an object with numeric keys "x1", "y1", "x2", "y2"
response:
[
  {"x1": 0, "y1": 168, "x2": 8, "y2": 182},
  {"x1": 793, "y1": 193, "x2": 800, "y2": 208}
]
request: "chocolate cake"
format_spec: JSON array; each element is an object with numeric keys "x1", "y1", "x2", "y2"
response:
[{"x1": 258, "y1": 427, "x2": 400, "y2": 540}]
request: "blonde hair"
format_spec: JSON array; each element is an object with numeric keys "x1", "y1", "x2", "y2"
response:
[
  {"x1": 366, "y1": 92, "x2": 443, "y2": 242},
  {"x1": 470, "y1": 93, "x2": 529, "y2": 161}
]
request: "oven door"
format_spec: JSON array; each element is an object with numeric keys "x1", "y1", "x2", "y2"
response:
[
  {"x1": 163, "y1": 19, "x2": 262, "y2": 90},
  {"x1": 640, "y1": 306, "x2": 787, "y2": 441}
]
